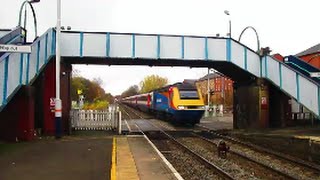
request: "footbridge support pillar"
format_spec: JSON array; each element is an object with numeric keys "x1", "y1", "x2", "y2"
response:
[{"x1": 233, "y1": 78, "x2": 269, "y2": 129}]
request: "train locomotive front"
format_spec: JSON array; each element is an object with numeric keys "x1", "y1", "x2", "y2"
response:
[
  {"x1": 122, "y1": 82, "x2": 205, "y2": 125},
  {"x1": 152, "y1": 83, "x2": 205, "y2": 125}
]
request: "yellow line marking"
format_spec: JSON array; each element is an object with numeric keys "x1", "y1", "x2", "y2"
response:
[{"x1": 111, "y1": 136, "x2": 116, "y2": 180}]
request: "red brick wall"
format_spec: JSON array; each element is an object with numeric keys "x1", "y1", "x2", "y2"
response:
[{"x1": 196, "y1": 76, "x2": 233, "y2": 109}]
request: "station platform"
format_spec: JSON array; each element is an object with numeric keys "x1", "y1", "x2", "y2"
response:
[
  {"x1": 121, "y1": 119, "x2": 160, "y2": 133},
  {"x1": 112, "y1": 135, "x2": 181, "y2": 180}
]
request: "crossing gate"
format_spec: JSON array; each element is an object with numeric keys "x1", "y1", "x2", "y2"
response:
[{"x1": 70, "y1": 109, "x2": 121, "y2": 131}]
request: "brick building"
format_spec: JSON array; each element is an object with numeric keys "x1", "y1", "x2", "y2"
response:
[
  {"x1": 296, "y1": 43, "x2": 320, "y2": 68},
  {"x1": 194, "y1": 72, "x2": 233, "y2": 110}
]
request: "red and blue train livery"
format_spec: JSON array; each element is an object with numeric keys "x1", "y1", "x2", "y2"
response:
[{"x1": 122, "y1": 82, "x2": 205, "y2": 125}]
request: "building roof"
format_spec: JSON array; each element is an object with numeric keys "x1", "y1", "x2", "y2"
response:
[
  {"x1": 296, "y1": 43, "x2": 320, "y2": 57},
  {"x1": 183, "y1": 79, "x2": 197, "y2": 85},
  {"x1": 272, "y1": 53, "x2": 284, "y2": 62},
  {"x1": 198, "y1": 72, "x2": 224, "y2": 81}
]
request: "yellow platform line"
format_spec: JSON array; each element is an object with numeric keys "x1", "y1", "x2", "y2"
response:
[{"x1": 111, "y1": 137, "x2": 116, "y2": 180}]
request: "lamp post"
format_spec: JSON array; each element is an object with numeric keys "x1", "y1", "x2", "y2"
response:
[
  {"x1": 224, "y1": 10, "x2": 231, "y2": 38},
  {"x1": 55, "y1": 0, "x2": 62, "y2": 139},
  {"x1": 238, "y1": 26, "x2": 260, "y2": 53},
  {"x1": 207, "y1": 68, "x2": 210, "y2": 109},
  {"x1": 221, "y1": 74, "x2": 225, "y2": 115},
  {"x1": 18, "y1": 0, "x2": 39, "y2": 40}
]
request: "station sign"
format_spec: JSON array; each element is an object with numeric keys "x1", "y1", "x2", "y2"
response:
[
  {"x1": 310, "y1": 72, "x2": 320, "y2": 78},
  {"x1": 50, "y1": 97, "x2": 55, "y2": 113},
  {"x1": 0, "y1": 44, "x2": 31, "y2": 53}
]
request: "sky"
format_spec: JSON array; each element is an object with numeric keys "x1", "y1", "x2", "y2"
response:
[{"x1": 1, "y1": 0, "x2": 320, "y2": 95}]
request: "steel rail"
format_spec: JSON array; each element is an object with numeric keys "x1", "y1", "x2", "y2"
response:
[
  {"x1": 209, "y1": 130, "x2": 320, "y2": 173},
  {"x1": 123, "y1": 105, "x2": 319, "y2": 178},
  {"x1": 191, "y1": 132, "x2": 297, "y2": 180},
  {"x1": 150, "y1": 129, "x2": 235, "y2": 180},
  {"x1": 121, "y1": 105, "x2": 234, "y2": 179}
]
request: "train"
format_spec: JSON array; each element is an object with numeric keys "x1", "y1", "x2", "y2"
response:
[{"x1": 122, "y1": 82, "x2": 205, "y2": 125}]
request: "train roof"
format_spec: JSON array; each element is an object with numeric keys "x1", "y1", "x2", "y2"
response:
[
  {"x1": 123, "y1": 82, "x2": 197, "y2": 99},
  {"x1": 153, "y1": 82, "x2": 197, "y2": 92}
]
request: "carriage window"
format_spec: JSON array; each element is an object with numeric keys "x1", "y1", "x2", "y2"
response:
[{"x1": 179, "y1": 90, "x2": 199, "y2": 99}]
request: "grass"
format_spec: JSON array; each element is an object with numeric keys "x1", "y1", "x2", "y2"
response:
[{"x1": 0, "y1": 141, "x2": 28, "y2": 155}]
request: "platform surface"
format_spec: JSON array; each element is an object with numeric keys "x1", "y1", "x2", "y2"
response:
[
  {"x1": 0, "y1": 133, "x2": 113, "y2": 180},
  {"x1": 115, "y1": 136, "x2": 178, "y2": 180},
  {"x1": 121, "y1": 119, "x2": 160, "y2": 133}
]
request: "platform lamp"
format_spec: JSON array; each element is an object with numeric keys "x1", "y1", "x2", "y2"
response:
[
  {"x1": 55, "y1": 0, "x2": 62, "y2": 139},
  {"x1": 224, "y1": 10, "x2": 231, "y2": 38}
]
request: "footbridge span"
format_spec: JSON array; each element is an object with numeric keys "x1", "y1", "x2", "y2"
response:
[{"x1": 0, "y1": 27, "x2": 319, "y2": 140}]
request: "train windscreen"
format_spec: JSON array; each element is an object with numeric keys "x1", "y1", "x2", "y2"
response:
[{"x1": 179, "y1": 90, "x2": 199, "y2": 99}]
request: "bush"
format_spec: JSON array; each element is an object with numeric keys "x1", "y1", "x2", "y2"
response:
[{"x1": 82, "y1": 100, "x2": 109, "y2": 110}]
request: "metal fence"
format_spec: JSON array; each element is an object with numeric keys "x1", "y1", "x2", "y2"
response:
[{"x1": 70, "y1": 109, "x2": 121, "y2": 131}]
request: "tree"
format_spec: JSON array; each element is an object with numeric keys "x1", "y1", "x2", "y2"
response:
[
  {"x1": 121, "y1": 85, "x2": 139, "y2": 97},
  {"x1": 71, "y1": 76, "x2": 113, "y2": 110},
  {"x1": 140, "y1": 75, "x2": 168, "y2": 93},
  {"x1": 71, "y1": 77, "x2": 88, "y2": 101}
]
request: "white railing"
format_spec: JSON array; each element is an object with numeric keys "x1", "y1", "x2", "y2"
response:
[{"x1": 70, "y1": 109, "x2": 121, "y2": 131}]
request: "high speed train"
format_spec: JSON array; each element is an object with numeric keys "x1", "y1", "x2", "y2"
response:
[{"x1": 122, "y1": 82, "x2": 205, "y2": 125}]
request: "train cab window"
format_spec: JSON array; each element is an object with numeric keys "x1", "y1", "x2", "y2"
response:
[{"x1": 179, "y1": 90, "x2": 199, "y2": 99}]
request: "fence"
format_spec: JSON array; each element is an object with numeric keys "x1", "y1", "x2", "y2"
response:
[{"x1": 70, "y1": 109, "x2": 121, "y2": 131}]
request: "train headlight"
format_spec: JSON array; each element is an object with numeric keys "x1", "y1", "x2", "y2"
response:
[
  {"x1": 177, "y1": 106, "x2": 185, "y2": 110},
  {"x1": 200, "y1": 106, "x2": 206, "y2": 109}
]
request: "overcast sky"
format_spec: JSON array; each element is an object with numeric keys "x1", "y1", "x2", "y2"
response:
[{"x1": 2, "y1": 0, "x2": 320, "y2": 95}]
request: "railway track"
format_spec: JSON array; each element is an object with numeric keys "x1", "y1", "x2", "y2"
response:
[
  {"x1": 119, "y1": 104, "x2": 234, "y2": 179},
  {"x1": 197, "y1": 124, "x2": 320, "y2": 171},
  {"x1": 118, "y1": 104, "x2": 320, "y2": 179},
  {"x1": 150, "y1": 116, "x2": 320, "y2": 179},
  {"x1": 146, "y1": 131, "x2": 234, "y2": 180},
  {"x1": 151, "y1": 119, "x2": 297, "y2": 179},
  {"x1": 194, "y1": 131, "x2": 320, "y2": 180},
  {"x1": 170, "y1": 131, "x2": 296, "y2": 179}
]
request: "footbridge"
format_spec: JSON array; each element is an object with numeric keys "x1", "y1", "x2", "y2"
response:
[{"x1": 1, "y1": 27, "x2": 319, "y2": 140}]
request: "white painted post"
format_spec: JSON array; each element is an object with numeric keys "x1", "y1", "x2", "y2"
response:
[
  {"x1": 55, "y1": 0, "x2": 62, "y2": 138},
  {"x1": 111, "y1": 109, "x2": 114, "y2": 129},
  {"x1": 118, "y1": 111, "x2": 122, "y2": 134}
]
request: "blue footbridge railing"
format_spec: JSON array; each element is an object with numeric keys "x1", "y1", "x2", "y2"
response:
[{"x1": 0, "y1": 28, "x2": 55, "y2": 110}]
